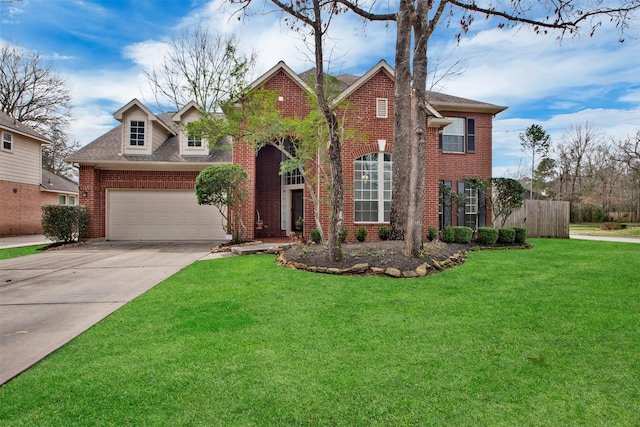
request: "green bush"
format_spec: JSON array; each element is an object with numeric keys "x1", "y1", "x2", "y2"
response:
[
  {"x1": 441, "y1": 226, "x2": 455, "y2": 243},
  {"x1": 340, "y1": 227, "x2": 348, "y2": 243},
  {"x1": 477, "y1": 227, "x2": 498, "y2": 245},
  {"x1": 498, "y1": 227, "x2": 516, "y2": 244},
  {"x1": 355, "y1": 226, "x2": 367, "y2": 242},
  {"x1": 310, "y1": 228, "x2": 321, "y2": 244},
  {"x1": 378, "y1": 226, "x2": 390, "y2": 241},
  {"x1": 41, "y1": 205, "x2": 89, "y2": 243},
  {"x1": 513, "y1": 227, "x2": 527, "y2": 243},
  {"x1": 453, "y1": 226, "x2": 473, "y2": 243},
  {"x1": 427, "y1": 226, "x2": 438, "y2": 242}
]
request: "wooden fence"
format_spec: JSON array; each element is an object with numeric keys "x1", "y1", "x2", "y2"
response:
[{"x1": 502, "y1": 200, "x2": 570, "y2": 238}]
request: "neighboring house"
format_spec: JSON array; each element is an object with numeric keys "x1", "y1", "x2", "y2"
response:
[
  {"x1": 40, "y1": 168, "x2": 79, "y2": 207},
  {"x1": 0, "y1": 113, "x2": 53, "y2": 235},
  {"x1": 69, "y1": 60, "x2": 506, "y2": 242}
]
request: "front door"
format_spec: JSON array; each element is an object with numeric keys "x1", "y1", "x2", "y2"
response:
[{"x1": 292, "y1": 189, "x2": 304, "y2": 231}]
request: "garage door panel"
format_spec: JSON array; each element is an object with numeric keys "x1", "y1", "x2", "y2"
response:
[{"x1": 107, "y1": 190, "x2": 225, "y2": 240}]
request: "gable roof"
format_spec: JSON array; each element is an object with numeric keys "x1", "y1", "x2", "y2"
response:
[
  {"x1": 0, "y1": 111, "x2": 50, "y2": 144},
  {"x1": 113, "y1": 98, "x2": 174, "y2": 134},
  {"x1": 41, "y1": 169, "x2": 78, "y2": 193},
  {"x1": 249, "y1": 61, "x2": 312, "y2": 93}
]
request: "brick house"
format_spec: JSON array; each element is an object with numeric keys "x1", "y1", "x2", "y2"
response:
[
  {"x1": 0, "y1": 112, "x2": 79, "y2": 236},
  {"x1": 68, "y1": 60, "x2": 506, "y2": 242}
]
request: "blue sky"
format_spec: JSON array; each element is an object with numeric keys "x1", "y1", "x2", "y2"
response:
[{"x1": 1, "y1": 0, "x2": 638, "y2": 177}]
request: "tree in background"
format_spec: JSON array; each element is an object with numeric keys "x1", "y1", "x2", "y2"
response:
[
  {"x1": 520, "y1": 124, "x2": 551, "y2": 200},
  {"x1": 195, "y1": 164, "x2": 249, "y2": 241},
  {"x1": 615, "y1": 130, "x2": 640, "y2": 222},
  {"x1": 0, "y1": 44, "x2": 77, "y2": 178},
  {"x1": 490, "y1": 178, "x2": 525, "y2": 228},
  {"x1": 142, "y1": 23, "x2": 255, "y2": 113}
]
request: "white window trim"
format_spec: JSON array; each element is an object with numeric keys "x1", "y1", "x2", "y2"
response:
[
  {"x1": 376, "y1": 98, "x2": 388, "y2": 119},
  {"x1": 441, "y1": 117, "x2": 465, "y2": 153},
  {"x1": 354, "y1": 152, "x2": 392, "y2": 223},
  {"x1": 2, "y1": 132, "x2": 13, "y2": 152},
  {"x1": 129, "y1": 120, "x2": 145, "y2": 147}
]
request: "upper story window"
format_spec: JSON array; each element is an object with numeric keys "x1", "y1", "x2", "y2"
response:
[
  {"x1": 376, "y1": 98, "x2": 388, "y2": 119},
  {"x1": 2, "y1": 132, "x2": 12, "y2": 151},
  {"x1": 129, "y1": 120, "x2": 145, "y2": 146},
  {"x1": 439, "y1": 117, "x2": 476, "y2": 153},
  {"x1": 354, "y1": 152, "x2": 392, "y2": 222},
  {"x1": 187, "y1": 131, "x2": 202, "y2": 147}
]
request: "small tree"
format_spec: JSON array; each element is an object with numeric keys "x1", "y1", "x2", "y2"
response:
[
  {"x1": 41, "y1": 205, "x2": 89, "y2": 243},
  {"x1": 195, "y1": 164, "x2": 248, "y2": 240},
  {"x1": 491, "y1": 177, "x2": 525, "y2": 228},
  {"x1": 520, "y1": 124, "x2": 551, "y2": 200}
]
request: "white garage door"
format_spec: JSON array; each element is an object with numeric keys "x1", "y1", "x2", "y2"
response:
[{"x1": 107, "y1": 190, "x2": 225, "y2": 240}]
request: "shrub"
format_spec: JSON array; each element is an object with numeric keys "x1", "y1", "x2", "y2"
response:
[
  {"x1": 378, "y1": 225, "x2": 390, "y2": 241},
  {"x1": 452, "y1": 226, "x2": 473, "y2": 243},
  {"x1": 340, "y1": 227, "x2": 348, "y2": 243},
  {"x1": 355, "y1": 226, "x2": 367, "y2": 242},
  {"x1": 427, "y1": 226, "x2": 438, "y2": 242},
  {"x1": 477, "y1": 227, "x2": 498, "y2": 245},
  {"x1": 497, "y1": 227, "x2": 516, "y2": 244},
  {"x1": 513, "y1": 227, "x2": 527, "y2": 243},
  {"x1": 41, "y1": 205, "x2": 89, "y2": 243},
  {"x1": 310, "y1": 228, "x2": 321, "y2": 244},
  {"x1": 441, "y1": 226, "x2": 455, "y2": 243}
]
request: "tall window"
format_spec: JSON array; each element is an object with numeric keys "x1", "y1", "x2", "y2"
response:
[
  {"x1": 2, "y1": 132, "x2": 12, "y2": 151},
  {"x1": 354, "y1": 152, "x2": 392, "y2": 222},
  {"x1": 129, "y1": 120, "x2": 145, "y2": 146},
  {"x1": 464, "y1": 188, "x2": 478, "y2": 229},
  {"x1": 439, "y1": 117, "x2": 476, "y2": 153}
]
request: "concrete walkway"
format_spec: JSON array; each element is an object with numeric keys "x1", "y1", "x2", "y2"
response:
[
  {"x1": 569, "y1": 234, "x2": 640, "y2": 244},
  {"x1": 0, "y1": 234, "x2": 53, "y2": 249}
]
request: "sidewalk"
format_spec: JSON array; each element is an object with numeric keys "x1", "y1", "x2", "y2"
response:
[
  {"x1": 569, "y1": 234, "x2": 640, "y2": 244},
  {"x1": 0, "y1": 235, "x2": 53, "y2": 250}
]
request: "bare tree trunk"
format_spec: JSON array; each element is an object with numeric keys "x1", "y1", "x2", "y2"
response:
[
  {"x1": 311, "y1": 0, "x2": 344, "y2": 261},
  {"x1": 389, "y1": 0, "x2": 411, "y2": 241},
  {"x1": 403, "y1": 0, "x2": 429, "y2": 257}
]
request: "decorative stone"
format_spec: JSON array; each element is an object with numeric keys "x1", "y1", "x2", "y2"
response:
[
  {"x1": 402, "y1": 270, "x2": 418, "y2": 278},
  {"x1": 384, "y1": 267, "x2": 402, "y2": 278},
  {"x1": 432, "y1": 261, "x2": 443, "y2": 270},
  {"x1": 316, "y1": 267, "x2": 327, "y2": 273},
  {"x1": 347, "y1": 263, "x2": 370, "y2": 274},
  {"x1": 371, "y1": 267, "x2": 385, "y2": 275},
  {"x1": 415, "y1": 263, "x2": 429, "y2": 276},
  {"x1": 290, "y1": 261, "x2": 308, "y2": 270},
  {"x1": 327, "y1": 267, "x2": 342, "y2": 275}
]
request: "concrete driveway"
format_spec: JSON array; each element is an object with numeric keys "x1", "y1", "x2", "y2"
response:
[{"x1": 0, "y1": 240, "x2": 222, "y2": 386}]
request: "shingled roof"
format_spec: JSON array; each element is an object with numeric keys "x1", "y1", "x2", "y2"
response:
[
  {"x1": 0, "y1": 111, "x2": 50, "y2": 144},
  {"x1": 41, "y1": 169, "x2": 78, "y2": 193},
  {"x1": 66, "y1": 113, "x2": 232, "y2": 165}
]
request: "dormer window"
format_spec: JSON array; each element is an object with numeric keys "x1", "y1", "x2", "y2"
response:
[
  {"x1": 376, "y1": 98, "x2": 388, "y2": 118},
  {"x1": 187, "y1": 131, "x2": 202, "y2": 147},
  {"x1": 2, "y1": 132, "x2": 12, "y2": 151},
  {"x1": 129, "y1": 120, "x2": 145, "y2": 146}
]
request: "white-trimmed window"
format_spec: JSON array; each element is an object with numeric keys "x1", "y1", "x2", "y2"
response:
[
  {"x1": 439, "y1": 117, "x2": 476, "y2": 153},
  {"x1": 129, "y1": 120, "x2": 145, "y2": 146},
  {"x1": 187, "y1": 131, "x2": 202, "y2": 147},
  {"x1": 68, "y1": 195, "x2": 76, "y2": 205},
  {"x1": 58, "y1": 195, "x2": 67, "y2": 205},
  {"x1": 354, "y1": 152, "x2": 392, "y2": 222},
  {"x1": 2, "y1": 132, "x2": 12, "y2": 151},
  {"x1": 464, "y1": 188, "x2": 478, "y2": 229},
  {"x1": 376, "y1": 98, "x2": 388, "y2": 118}
]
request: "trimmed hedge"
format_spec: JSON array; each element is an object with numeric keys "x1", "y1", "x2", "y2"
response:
[
  {"x1": 41, "y1": 205, "x2": 89, "y2": 243},
  {"x1": 442, "y1": 226, "x2": 473, "y2": 243},
  {"x1": 513, "y1": 227, "x2": 527, "y2": 243},
  {"x1": 477, "y1": 227, "x2": 498, "y2": 245},
  {"x1": 497, "y1": 227, "x2": 516, "y2": 244},
  {"x1": 355, "y1": 226, "x2": 367, "y2": 242}
]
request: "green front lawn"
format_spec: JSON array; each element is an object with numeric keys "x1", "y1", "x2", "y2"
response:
[
  {"x1": 1, "y1": 239, "x2": 638, "y2": 426},
  {"x1": 0, "y1": 245, "x2": 47, "y2": 260}
]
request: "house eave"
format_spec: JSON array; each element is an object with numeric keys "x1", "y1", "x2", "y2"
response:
[
  {"x1": 432, "y1": 102, "x2": 508, "y2": 115},
  {"x1": 72, "y1": 160, "x2": 230, "y2": 171}
]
